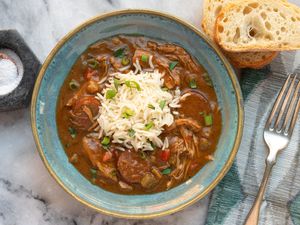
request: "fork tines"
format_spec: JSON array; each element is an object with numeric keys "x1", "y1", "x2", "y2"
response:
[{"x1": 265, "y1": 74, "x2": 300, "y2": 135}]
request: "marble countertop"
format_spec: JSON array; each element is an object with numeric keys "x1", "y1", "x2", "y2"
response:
[
  {"x1": 2, "y1": 1, "x2": 300, "y2": 224},
  {"x1": 0, "y1": 0, "x2": 209, "y2": 224}
]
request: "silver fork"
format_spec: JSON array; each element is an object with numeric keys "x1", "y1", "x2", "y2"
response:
[{"x1": 244, "y1": 74, "x2": 300, "y2": 225}]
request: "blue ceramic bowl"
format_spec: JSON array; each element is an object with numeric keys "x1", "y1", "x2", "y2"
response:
[{"x1": 31, "y1": 10, "x2": 243, "y2": 218}]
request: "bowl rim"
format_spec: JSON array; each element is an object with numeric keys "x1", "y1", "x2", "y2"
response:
[{"x1": 31, "y1": 9, "x2": 244, "y2": 219}]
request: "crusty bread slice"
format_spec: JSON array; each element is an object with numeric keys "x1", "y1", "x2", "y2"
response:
[
  {"x1": 226, "y1": 51, "x2": 278, "y2": 69},
  {"x1": 215, "y1": 0, "x2": 300, "y2": 52},
  {"x1": 201, "y1": 0, "x2": 278, "y2": 68},
  {"x1": 202, "y1": 0, "x2": 226, "y2": 39}
]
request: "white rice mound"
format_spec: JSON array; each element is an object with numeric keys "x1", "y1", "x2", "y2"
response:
[{"x1": 96, "y1": 69, "x2": 181, "y2": 151}]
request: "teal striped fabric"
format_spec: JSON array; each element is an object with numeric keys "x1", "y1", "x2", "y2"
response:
[{"x1": 206, "y1": 52, "x2": 300, "y2": 225}]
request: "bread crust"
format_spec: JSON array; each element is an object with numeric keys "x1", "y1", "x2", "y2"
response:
[{"x1": 228, "y1": 51, "x2": 278, "y2": 69}]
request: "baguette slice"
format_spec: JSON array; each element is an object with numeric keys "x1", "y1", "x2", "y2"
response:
[
  {"x1": 226, "y1": 51, "x2": 278, "y2": 68},
  {"x1": 201, "y1": 0, "x2": 278, "y2": 69},
  {"x1": 215, "y1": 0, "x2": 300, "y2": 52}
]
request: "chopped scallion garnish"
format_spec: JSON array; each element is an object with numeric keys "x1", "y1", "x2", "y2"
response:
[
  {"x1": 121, "y1": 56, "x2": 130, "y2": 66},
  {"x1": 159, "y1": 100, "x2": 166, "y2": 110},
  {"x1": 144, "y1": 121, "x2": 154, "y2": 131},
  {"x1": 128, "y1": 128, "x2": 135, "y2": 137},
  {"x1": 65, "y1": 143, "x2": 71, "y2": 148},
  {"x1": 113, "y1": 48, "x2": 125, "y2": 58},
  {"x1": 204, "y1": 114, "x2": 213, "y2": 126},
  {"x1": 148, "y1": 104, "x2": 155, "y2": 110},
  {"x1": 87, "y1": 58, "x2": 99, "y2": 69},
  {"x1": 199, "y1": 111, "x2": 204, "y2": 116},
  {"x1": 68, "y1": 127, "x2": 77, "y2": 139},
  {"x1": 111, "y1": 170, "x2": 117, "y2": 177},
  {"x1": 106, "y1": 89, "x2": 117, "y2": 99},
  {"x1": 189, "y1": 79, "x2": 197, "y2": 89},
  {"x1": 122, "y1": 107, "x2": 135, "y2": 119},
  {"x1": 169, "y1": 61, "x2": 178, "y2": 71},
  {"x1": 90, "y1": 168, "x2": 97, "y2": 177},
  {"x1": 150, "y1": 141, "x2": 156, "y2": 149},
  {"x1": 162, "y1": 87, "x2": 169, "y2": 91},
  {"x1": 69, "y1": 79, "x2": 80, "y2": 90},
  {"x1": 113, "y1": 78, "x2": 120, "y2": 90},
  {"x1": 101, "y1": 136, "x2": 110, "y2": 146},
  {"x1": 162, "y1": 168, "x2": 172, "y2": 175},
  {"x1": 202, "y1": 73, "x2": 213, "y2": 87},
  {"x1": 140, "y1": 151, "x2": 146, "y2": 159},
  {"x1": 141, "y1": 54, "x2": 149, "y2": 62},
  {"x1": 125, "y1": 80, "x2": 141, "y2": 91}
]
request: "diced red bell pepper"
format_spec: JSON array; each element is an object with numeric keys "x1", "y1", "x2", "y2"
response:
[
  {"x1": 160, "y1": 149, "x2": 170, "y2": 162},
  {"x1": 84, "y1": 68, "x2": 97, "y2": 80},
  {"x1": 103, "y1": 151, "x2": 113, "y2": 162}
]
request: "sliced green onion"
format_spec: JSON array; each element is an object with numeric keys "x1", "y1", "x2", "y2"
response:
[
  {"x1": 125, "y1": 80, "x2": 141, "y2": 91},
  {"x1": 169, "y1": 61, "x2": 178, "y2": 71},
  {"x1": 121, "y1": 56, "x2": 130, "y2": 66},
  {"x1": 106, "y1": 89, "x2": 117, "y2": 99},
  {"x1": 162, "y1": 168, "x2": 172, "y2": 175},
  {"x1": 113, "y1": 48, "x2": 125, "y2": 58},
  {"x1": 102, "y1": 145, "x2": 109, "y2": 150},
  {"x1": 150, "y1": 141, "x2": 156, "y2": 149},
  {"x1": 204, "y1": 114, "x2": 213, "y2": 126},
  {"x1": 140, "y1": 151, "x2": 146, "y2": 159},
  {"x1": 189, "y1": 79, "x2": 197, "y2": 89},
  {"x1": 113, "y1": 78, "x2": 120, "y2": 90},
  {"x1": 101, "y1": 136, "x2": 110, "y2": 146},
  {"x1": 199, "y1": 111, "x2": 204, "y2": 116},
  {"x1": 68, "y1": 127, "x2": 77, "y2": 139},
  {"x1": 65, "y1": 143, "x2": 71, "y2": 148},
  {"x1": 128, "y1": 128, "x2": 135, "y2": 137},
  {"x1": 122, "y1": 107, "x2": 135, "y2": 119},
  {"x1": 162, "y1": 87, "x2": 169, "y2": 91},
  {"x1": 148, "y1": 104, "x2": 155, "y2": 110},
  {"x1": 141, "y1": 54, "x2": 149, "y2": 62},
  {"x1": 69, "y1": 79, "x2": 80, "y2": 90},
  {"x1": 90, "y1": 168, "x2": 97, "y2": 177},
  {"x1": 159, "y1": 100, "x2": 166, "y2": 110},
  {"x1": 111, "y1": 170, "x2": 117, "y2": 177},
  {"x1": 87, "y1": 58, "x2": 99, "y2": 69},
  {"x1": 202, "y1": 73, "x2": 213, "y2": 87},
  {"x1": 144, "y1": 121, "x2": 154, "y2": 131}
]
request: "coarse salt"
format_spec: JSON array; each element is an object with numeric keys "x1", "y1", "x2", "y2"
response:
[{"x1": 0, "y1": 56, "x2": 21, "y2": 96}]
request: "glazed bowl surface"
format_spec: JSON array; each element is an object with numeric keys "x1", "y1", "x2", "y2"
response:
[{"x1": 31, "y1": 9, "x2": 243, "y2": 218}]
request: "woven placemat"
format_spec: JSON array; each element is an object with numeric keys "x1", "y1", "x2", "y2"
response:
[{"x1": 206, "y1": 51, "x2": 300, "y2": 225}]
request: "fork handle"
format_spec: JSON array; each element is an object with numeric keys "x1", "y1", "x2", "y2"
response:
[{"x1": 244, "y1": 160, "x2": 275, "y2": 225}]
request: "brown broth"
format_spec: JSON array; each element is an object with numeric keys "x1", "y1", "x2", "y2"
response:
[{"x1": 56, "y1": 35, "x2": 222, "y2": 194}]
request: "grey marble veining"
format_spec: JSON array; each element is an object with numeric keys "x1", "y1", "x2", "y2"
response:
[{"x1": 0, "y1": 0, "x2": 210, "y2": 224}]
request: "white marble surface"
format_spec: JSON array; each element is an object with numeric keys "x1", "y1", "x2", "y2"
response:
[{"x1": 0, "y1": 0, "x2": 210, "y2": 224}]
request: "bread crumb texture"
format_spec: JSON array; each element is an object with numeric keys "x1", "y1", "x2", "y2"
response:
[
  {"x1": 201, "y1": 0, "x2": 280, "y2": 68},
  {"x1": 215, "y1": 0, "x2": 300, "y2": 52}
]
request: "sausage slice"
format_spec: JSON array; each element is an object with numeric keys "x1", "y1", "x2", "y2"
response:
[{"x1": 117, "y1": 151, "x2": 150, "y2": 184}]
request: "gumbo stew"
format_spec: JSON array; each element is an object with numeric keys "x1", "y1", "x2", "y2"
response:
[{"x1": 56, "y1": 35, "x2": 222, "y2": 194}]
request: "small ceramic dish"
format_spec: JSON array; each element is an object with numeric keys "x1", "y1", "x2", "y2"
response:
[{"x1": 31, "y1": 9, "x2": 243, "y2": 219}]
